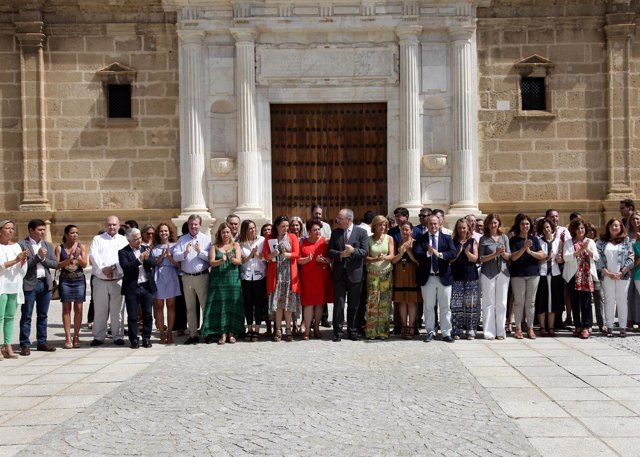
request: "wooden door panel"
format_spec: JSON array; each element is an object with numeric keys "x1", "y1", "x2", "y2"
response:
[{"x1": 271, "y1": 103, "x2": 387, "y2": 225}]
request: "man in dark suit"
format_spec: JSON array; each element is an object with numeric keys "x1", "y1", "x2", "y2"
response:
[
  {"x1": 18, "y1": 219, "x2": 59, "y2": 355},
  {"x1": 118, "y1": 228, "x2": 157, "y2": 349},
  {"x1": 413, "y1": 214, "x2": 457, "y2": 343},
  {"x1": 328, "y1": 208, "x2": 369, "y2": 341}
]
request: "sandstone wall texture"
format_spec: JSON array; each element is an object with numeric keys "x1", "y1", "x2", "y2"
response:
[{"x1": 477, "y1": 0, "x2": 639, "y2": 226}]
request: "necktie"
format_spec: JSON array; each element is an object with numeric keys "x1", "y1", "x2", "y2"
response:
[
  {"x1": 344, "y1": 229, "x2": 349, "y2": 245},
  {"x1": 546, "y1": 240, "x2": 552, "y2": 276},
  {"x1": 431, "y1": 234, "x2": 439, "y2": 273}
]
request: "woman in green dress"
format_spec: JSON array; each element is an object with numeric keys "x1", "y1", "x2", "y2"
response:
[
  {"x1": 364, "y1": 215, "x2": 395, "y2": 339},
  {"x1": 201, "y1": 222, "x2": 244, "y2": 345}
]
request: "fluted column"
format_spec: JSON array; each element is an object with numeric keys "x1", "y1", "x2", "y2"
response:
[
  {"x1": 396, "y1": 26, "x2": 422, "y2": 214},
  {"x1": 604, "y1": 13, "x2": 635, "y2": 203},
  {"x1": 177, "y1": 29, "x2": 209, "y2": 215},
  {"x1": 231, "y1": 28, "x2": 264, "y2": 219},
  {"x1": 448, "y1": 27, "x2": 479, "y2": 216},
  {"x1": 16, "y1": 15, "x2": 50, "y2": 211}
]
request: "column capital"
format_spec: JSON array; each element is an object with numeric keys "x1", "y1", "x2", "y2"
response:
[
  {"x1": 396, "y1": 25, "x2": 422, "y2": 41},
  {"x1": 15, "y1": 21, "x2": 45, "y2": 50},
  {"x1": 230, "y1": 28, "x2": 257, "y2": 44},
  {"x1": 448, "y1": 26, "x2": 475, "y2": 43},
  {"x1": 177, "y1": 29, "x2": 205, "y2": 46}
]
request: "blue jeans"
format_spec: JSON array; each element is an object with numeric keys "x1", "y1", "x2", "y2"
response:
[{"x1": 20, "y1": 279, "x2": 52, "y2": 346}]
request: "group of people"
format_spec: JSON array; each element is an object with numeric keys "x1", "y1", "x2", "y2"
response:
[{"x1": 0, "y1": 198, "x2": 639, "y2": 358}]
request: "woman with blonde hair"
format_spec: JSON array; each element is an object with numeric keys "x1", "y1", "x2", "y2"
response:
[
  {"x1": 364, "y1": 215, "x2": 394, "y2": 339},
  {"x1": 0, "y1": 220, "x2": 28, "y2": 359}
]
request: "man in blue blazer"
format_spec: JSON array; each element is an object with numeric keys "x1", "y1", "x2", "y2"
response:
[
  {"x1": 413, "y1": 214, "x2": 457, "y2": 342},
  {"x1": 328, "y1": 208, "x2": 369, "y2": 341},
  {"x1": 119, "y1": 228, "x2": 157, "y2": 349}
]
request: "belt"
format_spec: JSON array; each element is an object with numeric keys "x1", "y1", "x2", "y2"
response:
[
  {"x1": 97, "y1": 277, "x2": 121, "y2": 281},
  {"x1": 429, "y1": 273, "x2": 439, "y2": 276},
  {"x1": 183, "y1": 270, "x2": 208, "y2": 276}
]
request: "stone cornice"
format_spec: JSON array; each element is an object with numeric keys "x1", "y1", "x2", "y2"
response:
[{"x1": 477, "y1": 16, "x2": 603, "y2": 30}]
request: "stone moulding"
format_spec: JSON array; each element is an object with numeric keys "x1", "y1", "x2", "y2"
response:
[{"x1": 209, "y1": 158, "x2": 236, "y2": 177}]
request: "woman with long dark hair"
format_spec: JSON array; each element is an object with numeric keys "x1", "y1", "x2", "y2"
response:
[
  {"x1": 151, "y1": 223, "x2": 181, "y2": 344},
  {"x1": 534, "y1": 219, "x2": 564, "y2": 337},
  {"x1": 450, "y1": 218, "x2": 479, "y2": 340},
  {"x1": 239, "y1": 220, "x2": 266, "y2": 342},
  {"x1": 509, "y1": 214, "x2": 545, "y2": 339},
  {"x1": 263, "y1": 216, "x2": 300, "y2": 342},
  {"x1": 56, "y1": 225, "x2": 88, "y2": 348}
]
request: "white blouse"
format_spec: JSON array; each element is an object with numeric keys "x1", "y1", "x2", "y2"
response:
[
  {"x1": 239, "y1": 236, "x2": 267, "y2": 281},
  {"x1": 0, "y1": 243, "x2": 27, "y2": 301}
]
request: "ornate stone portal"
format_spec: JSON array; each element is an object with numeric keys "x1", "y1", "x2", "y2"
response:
[{"x1": 162, "y1": 0, "x2": 486, "y2": 224}]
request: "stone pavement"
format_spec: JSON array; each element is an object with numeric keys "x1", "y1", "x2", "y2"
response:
[{"x1": 2, "y1": 307, "x2": 640, "y2": 456}]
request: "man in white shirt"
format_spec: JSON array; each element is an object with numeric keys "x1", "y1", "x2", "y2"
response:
[
  {"x1": 432, "y1": 209, "x2": 453, "y2": 235},
  {"x1": 466, "y1": 214, "x2": 482, "y2": 242},
  {"x1": 89, "y1": 215, "x2": 128, "y2": 346},
  {"x1": 312, "y1": 204, "x2": 332, "y2": 239},
  {"x1": 226, "y1": 214, "x2": 241, "y2": 242},
  {"x1": 173, "y1": 214, "x2": 211, "y2": 344}
]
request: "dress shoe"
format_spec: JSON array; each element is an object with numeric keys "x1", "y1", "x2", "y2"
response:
[
  {"x1": 184, "y1": 336, "x2": 199, "y2": 345},
  {"x1": 114, "y1": 339, "x2": 125, "y2": 346},
  {"x1": 20, "y1": 345, "x2": 31, "y2": 356},
  {"x1": 204, "y1": 335, "x2": 215, "y2": 344},
  {"x1": 130, "y1": 340, "x2": 139, "y2": 349},
  {"x1": 443, "y1": 335, "x2": 455, "y2": 343},
  {"x1": 37, "y1": 343, "x2": 56, "y2": 352},
  {"x1": 349, "y1": 333, "x2": 359, "y2": 341},
  {"x1": 142, "y1": 339, "x2": 152, "y2": 348},
  {"x1": 423, "y1": 333, "x2": 434, "y2": 343},
  {"x1": 90, "y1": 339, "x2": 104, "y2": 347},
  {"x1": 332, "y1": 334, "x2": 342, "y2": 342}
]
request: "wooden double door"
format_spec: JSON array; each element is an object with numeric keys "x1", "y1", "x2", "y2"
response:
[{"x1": 270, "y1": 103, "x2": 388, "y2": 225}]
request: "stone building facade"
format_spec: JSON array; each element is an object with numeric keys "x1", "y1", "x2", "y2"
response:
[{"x1": 0, "y1": 0, "x2": 637, "y2": 240}]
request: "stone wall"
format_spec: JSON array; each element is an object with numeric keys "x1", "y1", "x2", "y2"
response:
[
  {"x1": 477, "y1": 0, "x2": 639, "y2": 227},
  {"x1": 0, "y1": 1, "x2": 180, "y2": 240}
]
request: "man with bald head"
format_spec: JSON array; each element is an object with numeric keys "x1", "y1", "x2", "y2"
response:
[{"x1": 89, "y1": 215, "x2": 128, "y2": 346}]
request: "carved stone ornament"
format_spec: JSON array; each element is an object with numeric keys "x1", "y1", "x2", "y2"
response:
[
  {"x1": 421, "y1": 154, "x2": 448, "y2": 173},
  {"x1": 209, "y1": 158, "x2": 236, "y2": 177}
]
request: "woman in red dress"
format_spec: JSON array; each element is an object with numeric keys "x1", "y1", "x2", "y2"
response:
[{"x1": 297, "y1": 220, "x2": 333, "y2": 339}]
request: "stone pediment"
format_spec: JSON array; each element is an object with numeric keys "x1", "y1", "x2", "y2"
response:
[
  {"x1": 96, "y1": 62, "x2": 137, "y2": 84},
  {"x1": 514, "y1": 54, "x2": 554, "y2": 77}
]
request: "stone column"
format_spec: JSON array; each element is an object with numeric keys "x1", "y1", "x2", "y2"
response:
[
  {"x1": 603, "y1": 12, "x2": 635, "y2": 219},
  {"x1": 396, "y1": 26, "x2": 423, "y2": 215},
  {"x1": 16, "y1": 13, "x2": 50, "y2": 211},
  {"x1": 231, "y1": 28, "x2": 264, "y2": 220},
  {"x1": 173, "y1": 29, "x2": 213, "y2": 233},
  {"x1": 448, "y1": 26, "x2": 480, "y2": 217}
]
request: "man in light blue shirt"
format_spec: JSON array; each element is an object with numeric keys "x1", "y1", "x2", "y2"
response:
[{"x1": 173, "y1": 215, "x2": 211, "y2": 344}]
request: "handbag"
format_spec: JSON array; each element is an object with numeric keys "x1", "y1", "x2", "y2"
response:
[{"x1": 51, "y1": 270, "x2": 60, "y2": 300}]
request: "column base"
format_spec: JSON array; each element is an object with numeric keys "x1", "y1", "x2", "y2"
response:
[{"x1": 445, "y1": 204, "x2": 482, "y2": 229}]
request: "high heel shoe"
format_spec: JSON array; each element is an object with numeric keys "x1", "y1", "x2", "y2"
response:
[
  {"x1": 217, "y1": 334, "x2": 227, "y2": 345},
  {"x1": 313, "y1": 326, "x2": 321, "y2": 339},
  {"x1": 273, "y1": 329, "x2": 282, "y2": 342},
  {"x1": 285, "y1": 327, "x2": 293, "y2": 342},
  {"x1": 1, "y1": 345, "x2": 18, "y2": 359}
]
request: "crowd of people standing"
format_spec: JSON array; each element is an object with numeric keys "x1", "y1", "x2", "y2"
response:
[{"x1": 0, "y1": 198, "x2": 639, "y2": 358}]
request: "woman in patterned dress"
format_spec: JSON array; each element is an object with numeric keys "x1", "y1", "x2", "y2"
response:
[
  {"x1": 450, "y1": 218, "x2": 480, "y2": 340},
  {"x1": 364, "y1": 215, "x2": 394, "y2": 339},
  {"x1": 263, "y1": 216, "x2": 300, "y2": 342},
  {"x1": 391, "y1": 220, "x2": 419, "y2": 339},
  {"x1": 201, "y1": 223, "x2": 244, "y2": 345},
  {"x1": 151, "y1": 223, "x2": 181, "y2": 344},
  {"x1": 562, "y1": 218, "x2": 599, "y2": 339}
]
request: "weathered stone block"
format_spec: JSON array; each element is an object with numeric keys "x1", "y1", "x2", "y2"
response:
[
  {"x1": 80, "y1": 130, "x2": 108, "y2": 148},
  {"x1": 490, "y1": 184, "x2": 523, "y2": 202},
  {"x1": 488, "y1": 152, "x2": 521, "y2": 170},
  {"x1": 526, "y1": 183, "x2": 558, "y2": 200}
]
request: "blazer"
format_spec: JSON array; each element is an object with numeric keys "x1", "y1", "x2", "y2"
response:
[
  {"x1": 328, "y1": 225, "x2": 369, "y2": 283},
  {"x1": 18, "y1": 238, "x2": 58, "y2": 292},
  {"x1": 118, "y1": 244, "x2": 157, "y2": 297},
  {"x1": 413, "y1": 230, "x2": 457, "y2": 287},
  {"x1": 562, "y1": 238, "x2": 599, "y2": 283},
  {"x1": 262, "y1": 233, "x2": 300, "y2": 296}
]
